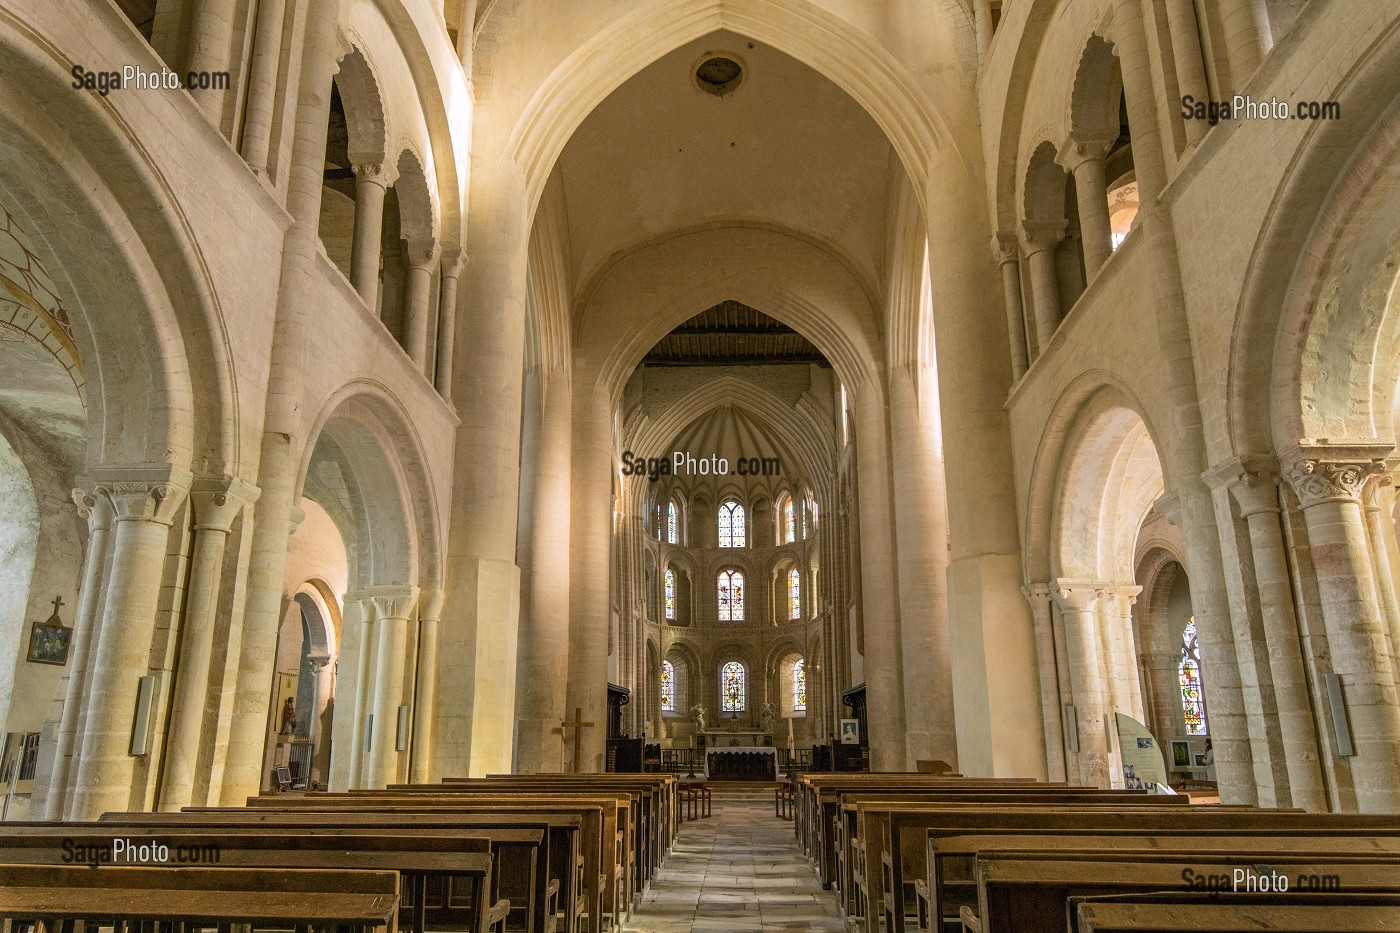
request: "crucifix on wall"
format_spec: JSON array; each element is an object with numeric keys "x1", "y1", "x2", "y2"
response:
[
  {"x1": 27, "y1": 595, "x2": 70, "y2": 666},
  {"x1": 561, "y1": 706, "x2": 594, "y2": 773}
]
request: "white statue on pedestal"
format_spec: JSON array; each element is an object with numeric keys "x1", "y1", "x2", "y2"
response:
[{"x1": 690, "y1": 703, "x2": 707, "y2": 733}]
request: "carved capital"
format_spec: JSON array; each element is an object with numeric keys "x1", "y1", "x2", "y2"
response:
[
  {"x1": 991, "y1": 232, "x2": 1020, "y2": 266},
  {"x1": 405, "y1": 236, "x2": 439, "y2": 269},
  {"x1": 1229, "y1": 469, "x2": 1282, "y2": 518},
  {"x1": 364, "y1": 584, "x2": 421, "y2": 622},
  {"x1": 91, "y1": 465, "x2": 192, "y2": 526},
  {"x1": 419, "y1": 586, "x2": 446, "y2": 622},
  {"x1": 440, "y1": 248, "x2": 465, "y2": 279},
  {"x1": 190, "y1": 475, "x2": 260, "y2": 533},
  {"x1": 351, "y1": 161, "x2": 397, "y2": 187},
  {"x1": 1053, "y1": 581, "x2": 1099, "y2": 614},
  {"x1": 1285, "y1": 459, "x2": 1386, "y2": 507},
  {"x1": 71, "y1": 486, "x2": 114, "y2": 532},
  {"x1": 1019, "y1": 219, "x2": 1066, "y2": 255},
  {"x1": 1057, "y1": 133, "x2": 1116, "y2": 173}
]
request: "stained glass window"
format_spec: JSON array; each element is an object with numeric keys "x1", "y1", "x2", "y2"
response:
[
  {"x1": 667, "y1": 500, "x2": 678, "y2": 544},
  {"x1": 721, "y1": 661, "x2": 746, "y2": 712},
  {"x1": 787, "y1": 567, "x2": 801, "y2": 620},
  {"x1": 661, "y1": 660, "x2": 675, "y2": 712},
  {"x1": 718, "y1": 500, "x2": 746, "y2": 548},
  {"x1": 783, "y1": 499, "x2": 796, "y2": 543},
  {"x1": 1179, "y1": 617, "x2": 1208, "y2": 736},
  {"x1": 793, "y1": 659, "x2": 806, "y2": 711},
  {"x1": 664, "y1": 568, "x2": 675, "y2": 621},
  {"x1": 718, "y1": 570, "x2": 745, "y2": 622}
]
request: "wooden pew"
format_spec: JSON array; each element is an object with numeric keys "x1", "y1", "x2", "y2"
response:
[
  {"x1": 1071, "y1": 894, "x2": 1400, "y2": 933},
  {"x1": 907, "y1": 808, "x2": 1400, "y2": 932},
  {"x1": 970, "y1": 851, "x2": 1400, "y2": 933},
  {"x1": 108, "y1": 809, "x2": 571, "y2": 933},
  {"x1": 0, "y1": 864, "x2": 399, "y2": 931},
  {"x1": 0, "y1": 828, "x2": 508, "y2": 933},
  {"x1": 228, "y1": 796, "x2": 606, "y2": 932},
  {"x1": 930, "y1": 833, "x2": 1400, "y2": 931}
]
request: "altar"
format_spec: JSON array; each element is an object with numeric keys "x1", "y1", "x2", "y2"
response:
[
  {"x1": 698, "y1": 730, "x2": 769, "y2": 748},
  {"x1": 703, "y1": 745, "x2": 778, "y2": 780}
]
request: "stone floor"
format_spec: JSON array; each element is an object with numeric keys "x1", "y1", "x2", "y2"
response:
[{"x1": 624, "y1": 787, "x2": 847, "y2": 932}]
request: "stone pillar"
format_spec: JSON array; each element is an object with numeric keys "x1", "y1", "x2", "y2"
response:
[
  {"x1": 1113, "y1": 0, "x2": 1169, "y2": 203},
  {"x1": 1139, "y1": 650, "x2": 1183, "y2": 751},
  {"x1": 70, "y1": 472, "x2": 190, "y2": 819},
  {"x1": 1164, "y1": 0, "x2": 1211, "y2": 145},
  {"x1": 437, "y1": 160, "x2": 528, "y2": 778},
  {"x1": 364, "y1": 585, "x2": 419, "y2": 789},
  {"x1": 44, "y1": 489, "x2": 114, "y2": 819},
  {"x1": 334, "y1": 593, "x2": 374, "y2": 791},
  {"x1": 349, "y1": 162, "x2": 396, "y2": 310},
  {"x1": 220, "y1": 0, "x2": 341, "y2": 803},
  {"x1": 1228, "y1": 468, "x2": 1328, "y2": 810},
  {"x1": 973, "y1": 0, "x2": 993, "y2": 59},
  {"x1": 888, "y1": 368, "x2": 956, "y2": 768},
  {"x1": 1286, "y1": 454, "x2": 1400, "y2": 812},
  {"x1": 1219, "y1": 0, "x2": 1273, "y2": 89},
  {"x1": 434, "y1": 251, "x2": 463, "y2": 399},
  {"x1": 238, "y1": 0, "x2": 288, "y2": 172},
  {"x1": 1363, "y1": 482, "x2": 1400, "y2": 676},
  {"x1": 1054, "y1": 584, "x2": 1111, "y2": 787},
  {"x1": 1059, "y1": 138, "x2": 1116, "y2": 278},
  {"x1": 184, "y1": 0, "x2": 237, "y2": 126},
  {"x1": 1098, "y1": 585, "x2": 1145, "y2": 722},
  {"x1": 518, "y1": 367, "x2": 573, "y2": 773},
  {"x1": 1019, "y1": 221, "x2": 1066, "y2": 355},
  {"x1": 1022, "y1": 584, "x2": 1067, "y2": 782},
  {"x1": 159, "y1": 477, "x2": 258, "y2": 810},
  {"x1": 850, "y1": 382, "x2": 908, "y2": 770},
  {"x1": 403, "y1": 238, "x2": 438, "y2": 371},
  {"x1": 567, "y1": 383, "x2": 614, "y2": 773},
  {"x1": 991, "y1": 233, "x2": 1029, "y2": 377},
  {"x1": 410, "y1": 588, "x2": 444, "y2": 783}
]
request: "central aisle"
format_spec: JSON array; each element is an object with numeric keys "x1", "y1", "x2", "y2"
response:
[{"x1": 625, "y1": 787, "x2": 847, "y2": 932}]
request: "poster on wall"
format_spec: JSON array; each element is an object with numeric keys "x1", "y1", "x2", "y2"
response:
[
  {"x1": 26, "y1": 599, "x2": 70, "y2": 665},
  {"x1": 1115, "y1": 713, "x2": 1167, "y2": 790},
  {"x1": 838, "y1": 719, "x2": 859, "y2": 745}
]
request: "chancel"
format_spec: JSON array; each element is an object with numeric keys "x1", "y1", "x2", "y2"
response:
[{"x1": 0, "y1": 0, "x2": 1398, "y2": 929}]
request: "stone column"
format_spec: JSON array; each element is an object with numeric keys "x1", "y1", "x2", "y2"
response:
[
  {"x1": 850, "y1": 382, "x2": 909, "y2": 770},
  {"x1": 44, "y1": 489, "x2": 114, "y2": 819},
  {"x1": 973, "y1": 0, "x2": 993, "y2": 59},
  {"x1": 991, "y1": 233, "x2": 1029, "y2": 377},
  {"x1": 160, "y1": 477, "x2": 258, "y2": 810},
  {"x1": 566, "y1": 384, "x2": 614, "y2": 772},
  {"x1": 1022, "y1": 584, "x2": 1067, "y2": 781},
  {"x1": 238, "y1": 0, "x2": 288, "y2": 172},
  {"x1": 1229, "y1": 468, "x2": 1328, "y2": 810},
  {"x1": 332, "y1": 593, "x2": 373, "y2": 791},
  {"x1": 1163, "y1": 0, "x2": 1211, "y2": 145},
  {"x1": 1138, "y1": 650, "x2": 1183, "y2": 751},
  {"x1": 364, "y1": 585, "x2": 419, "y2": 788},
  {"x1": 434, "y1": 250, "x2": 463, "y2": 399},
  {"x1": 184, "y1": 0, "x2": 237, "y2": 126},
  {"x1": 437, "y1": 160, "x2": 528, "y2": 778},
  {"x1": 1098, "y1": 585, "x2": 1145, "y2": 722},
  {"x1": 1286, "y1": 454, "x2": 1400, "y2": 812},
  {"x1": 410, "y1": 588, "x2": 444, "y2": 783},
  {"x1": 70, "y1": 472, "x2": 190, "y2": 819},
  {"x1": 1219, "y1": 0, "x2": 1273, "y2": 89},
  {"x1": 888, "y1": 368, "x2": 956, "y2": 768},
  {"x1": 518, "y1": 367, "x2": 573, "y2": 773},
  {"x1": 349, "y1": 162, "x2": 396, "y2": 311},
  {"x1": 1058, "y1": 138, "x2": 1116, "y2": 278},
  {"x1": 1362, "y1": 482, "x2": 1400, "y2": 676},
  {"x1": 1019, "y1": 221, "x2": 1066, "y2": 355},
  {"x1": 403, "y1": 238, "x2": 438, "y2": 371},
  {"x1": 1054, "y1": 584, "x2": 1111, "y2": 787}
]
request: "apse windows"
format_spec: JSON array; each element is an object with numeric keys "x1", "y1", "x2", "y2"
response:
[
  {"x1": 718, "y1": 569, "x2": 745, "y2": 622},
  {"x1": 1179, "y1": 617, "x2": 1208, "y2": 736},
  {"x1": 787, "y1": 567, "x2": 801, "y2": 621},
  {"x1": 718, "y1": 499, "x2": 746, "y2": 548},
  {"x1": 720, "y1": 661, "x2": 746, "y2": 713},
  {"x1": 664, "y1": 568, "x2": 676, "y2": 621},
  {"x1": 792, "y1": 659, "x2": 807, "y2": 712},
  {"x1": 783, "y1": 498, "x2": 796, "y2": 543},
  {"x1": 667, "y1": 500, "x2": 678, "y2": 544},
  {"x1": 661, "y1": 660, "x2": 675, "y2": 712}
]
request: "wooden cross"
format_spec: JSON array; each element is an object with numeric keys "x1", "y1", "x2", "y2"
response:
[
  {"x1": 561, "y1": 706, "x2": 595, "y2": 774},
  {"x1": 50, "y1": 595, "x2": 64, "y2": 615}
]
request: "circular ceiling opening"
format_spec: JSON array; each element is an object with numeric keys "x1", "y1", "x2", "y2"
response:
[{"x1": 693, "y1": 53, "x2": 745, "y2": 96}]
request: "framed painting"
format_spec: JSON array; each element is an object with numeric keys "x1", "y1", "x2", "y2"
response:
[{"x1": 27, "y1": 614, "x2": 70, "y2": 666}]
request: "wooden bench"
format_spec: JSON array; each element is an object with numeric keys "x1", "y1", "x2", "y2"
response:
[
  {"x1": 969, "y1": 850, "x2": 1400, "y2": 933},
  {"x1": 1070, "y1": 893, "x2": 1400, "y2": 932},
  {"x1": 0, "y1": 829, "x2": 506, "y2": 933},
  {"x1": 110, "y1": 809, "x2": 571, "y2": 933},
  {"x1": 684, "y1": 782, "x2": 712, "y2": 820},
  {"x1": 0, "y1": 864, "x2": 398, "y2": 931}
]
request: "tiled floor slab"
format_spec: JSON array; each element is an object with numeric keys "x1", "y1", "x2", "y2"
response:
[{"x1": 624, "y1": 788, "x2": 846, "y2": 932}]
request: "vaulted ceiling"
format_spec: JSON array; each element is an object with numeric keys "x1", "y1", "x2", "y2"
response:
[{"x1": 641, "y1": 301, "x2": 829, "y2": 368}]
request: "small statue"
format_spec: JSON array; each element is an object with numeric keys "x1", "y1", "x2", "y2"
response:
[
  {"x1": 759, "y1": 701, "x2": 777, "y2": 729},
  {"x1": 279, "y1": 696, "x2": 297, "y2": 735},
  {"x1": 690, "y1": 703, "x2": 707, "y2": 733}
]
